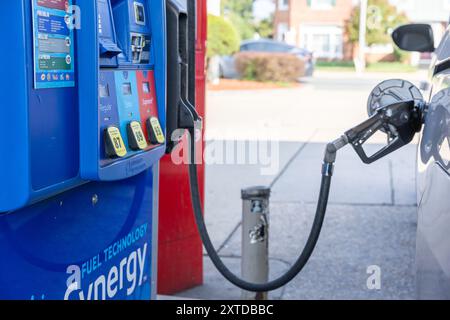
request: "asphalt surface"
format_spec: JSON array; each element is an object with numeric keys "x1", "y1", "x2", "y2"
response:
[{"x1": 179, "y1": 71, "x2": 426, "y2": 300}]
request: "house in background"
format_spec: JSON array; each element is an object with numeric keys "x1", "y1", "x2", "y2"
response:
[
  {"x1": 274, "y1": 0, "x2": 450, "y2": 62},
  {"x1": 274, "y1": 0, "x2": 355, "y2": 60}
]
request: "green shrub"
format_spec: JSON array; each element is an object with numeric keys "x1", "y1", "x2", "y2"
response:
[
  {"x1": 207, "y1": 15, "x2": 240, "y2": 59},
  {"x1": 393, "y1": 47, "x2": 411, "y2": 63},
  {"x1": 235, "y1": 52, "x2": 305, "y2": 82}
]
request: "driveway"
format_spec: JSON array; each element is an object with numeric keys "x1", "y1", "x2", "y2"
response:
[{"x1": 180, "y1": 71, "x2": 426, "y2": 300}]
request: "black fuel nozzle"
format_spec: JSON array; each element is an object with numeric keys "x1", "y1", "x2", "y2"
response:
[{"x1": 345, "y1": 100, "x2": 424, "y2": 164}]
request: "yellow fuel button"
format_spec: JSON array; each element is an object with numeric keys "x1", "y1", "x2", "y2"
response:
[
  {"x1": 105, "y1": 126, "x2": 128, "y2": 158},
  {"x1": 147, "y1": 117, "x2": 165, "y2": 145},
  {"x1": 127, "y1": 121, "x2": 148, "y2": 151}
]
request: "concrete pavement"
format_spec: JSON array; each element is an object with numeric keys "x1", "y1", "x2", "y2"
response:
[{"x1": 179, "y1": 71, "x2": 424, "y2": 300}]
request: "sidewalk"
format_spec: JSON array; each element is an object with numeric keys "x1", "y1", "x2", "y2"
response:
[{"x1": 179, "y1": 71, "x2": 421, "y2": 300}]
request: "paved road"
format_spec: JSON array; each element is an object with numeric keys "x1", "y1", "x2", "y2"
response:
[{"x1": 180, "y1": 71, "x2": 426, "y2": 300}]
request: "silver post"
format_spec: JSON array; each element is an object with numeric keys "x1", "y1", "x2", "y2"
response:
[
  {"x1": 357, "y1": 0, "x2": 368, "y2": 73},
  {"x1": 241, "y1": 186, "x2": 270, "y2": 300}
]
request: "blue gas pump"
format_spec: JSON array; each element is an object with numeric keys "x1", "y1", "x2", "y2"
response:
[
  {"x1": 0, "y1": 0, "x2": 430, "y2": 301},
  {"x1": 0, "y1": 0, "x2": 168, "y2": 300}
]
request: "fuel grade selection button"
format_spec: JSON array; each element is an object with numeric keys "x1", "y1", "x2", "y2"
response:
[
  {"x1": 104, "y1": 126, "x2": 128, "y2": 158},
  {"x1": 127, "y1": 121, "x2": 148, "y2": 151},
  {"x1": 147, "y1": 117, "x2": 165, "y2": 145}
]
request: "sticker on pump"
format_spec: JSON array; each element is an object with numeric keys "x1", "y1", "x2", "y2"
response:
[
  {"x1": 127, "y1": 121, "x2": 148, "y2": 151},
  {"x1": 147, "y1": 117, "x2": 165, "y2": 145},
  {"x1": 105, "y1": 126, "x2": 127, "y2": 158}
]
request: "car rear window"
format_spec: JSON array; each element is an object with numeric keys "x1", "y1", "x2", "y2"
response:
[{"x1": 241, "y1": 42, "x2": 294, "y2": 53}]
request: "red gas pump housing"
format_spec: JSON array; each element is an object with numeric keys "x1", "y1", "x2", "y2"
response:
[{"x1": 158, "y1": 0, "x2": 207, "y2": 295}]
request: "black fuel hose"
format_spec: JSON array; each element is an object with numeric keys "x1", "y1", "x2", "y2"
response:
[{"x1": 187, "y1": 128, "x2": 348, "y2": 292}]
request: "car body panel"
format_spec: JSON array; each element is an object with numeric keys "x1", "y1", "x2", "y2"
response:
[
  {"x1": 417, "y1": 26, "x2": 450, "y2": 299},
  {"x1": 417, "y1": 82, "x2": 450, "y2": 299}
]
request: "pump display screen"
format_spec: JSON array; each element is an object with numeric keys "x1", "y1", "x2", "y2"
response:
[
  {"x1": 143, "y1": 82, "x2": 150, "y2": 93},
  {"x1": 134, "y1": 2, "x2": 146, "y2": 25},
  {"x1": 31, "y1": 0, "x2": 76, "y2": 89},
  {"x1": 123, "y1": 83, "x2": 133, "y2": 95},
  {"x1": 99, "y1": 84, "x2": 110, "y2": 97}
]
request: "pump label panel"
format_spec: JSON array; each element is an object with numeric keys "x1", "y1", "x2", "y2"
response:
[
  {"x1": 37, "y1": 14, "x2": 70, "y2": 35},
  {"x1": 32, "y1": 0, "x2": 76, "y2": 89}
]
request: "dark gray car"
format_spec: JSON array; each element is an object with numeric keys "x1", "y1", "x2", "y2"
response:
[{"x1": 219, "y1": 39, "x2": 315, "y2": 79}]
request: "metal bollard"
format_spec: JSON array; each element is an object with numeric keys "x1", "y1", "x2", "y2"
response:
[{"x1": 241, "y1": 186, "x2": 270, "y2": 300}]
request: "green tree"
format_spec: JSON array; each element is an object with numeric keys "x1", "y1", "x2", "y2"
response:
[
  {"x1": 228, "y1": 13, "x2": 256, "y2": 40},
  {"x1": 254, "y1": 15, "x2": 275, "y2": 39},
  {"x1": 207, "y1": 14, "x2": 240, "y2": 58},
  {"x1": 346, "y1": 0, "x2": 408, "y2": 46},
  {"x1": 222, "y1": 0, "x2": 256, "y2": 40},
  {"x1": 222, "y1": 0, "x2": 254, "y2": 20}
]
